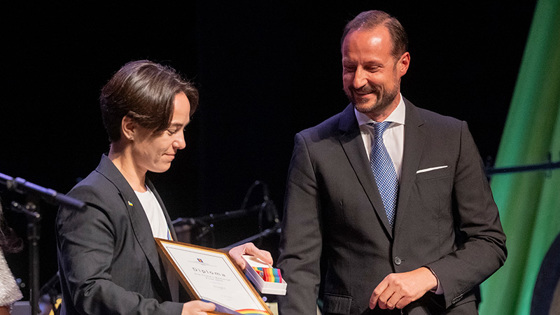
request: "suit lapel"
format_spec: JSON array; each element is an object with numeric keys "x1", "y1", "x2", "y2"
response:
[
  {"x1": 394, "y1": 100, "x2": 426, "y2": 233},
  {"x1": 338, "y1": 105, "x2": 394, "y2": 237},
  {"x1": 96, "y1": 156, "x2": 171, "y2": 296}
]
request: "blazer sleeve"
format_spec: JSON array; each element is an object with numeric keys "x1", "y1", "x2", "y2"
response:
[
  {"x1": 425, "y1": 121, "x2": 507, "y2": 307},
  {"x1": 277, "y1": 133, "x2": 323, "y2": 314},
  {"x1": 56, "y1": 185, "x2": 183, "y2": 315}
]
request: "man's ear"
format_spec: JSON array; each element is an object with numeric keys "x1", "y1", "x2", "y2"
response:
[
  {"x1": 121, "y1": 115, "x2": 136, "y2": 141},
  {"x1": 398, "y1": 52, "x2": 410, "y2": 77}
]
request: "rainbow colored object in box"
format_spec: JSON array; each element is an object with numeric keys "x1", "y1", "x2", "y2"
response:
[
  {"x1": 243, "y1": 254, "x2": 287, "y2": 295},
  {"x1": 252, "y1": 267, "x2": 283, "y2": 283}
]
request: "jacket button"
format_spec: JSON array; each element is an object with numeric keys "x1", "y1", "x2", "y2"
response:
[{"x1": 394, "y1": 256, "x2": 402, "y2": 265}]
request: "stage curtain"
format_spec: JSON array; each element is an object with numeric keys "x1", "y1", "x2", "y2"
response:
[{"x1": 479, "y1": 0, "x2": 560, "y2": 314}]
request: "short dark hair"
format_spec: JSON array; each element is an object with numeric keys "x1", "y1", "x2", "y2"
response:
[
  {"x1": 341, "y1": 10, "x2": 408, "y2": 59},
  {"x1": 100, "y1": 60, "x2": 199, "y2": 142}
]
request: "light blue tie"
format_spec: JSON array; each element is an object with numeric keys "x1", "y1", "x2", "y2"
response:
[{"x1": 369, "y1": 122, "x2": 398, "y2": 227}]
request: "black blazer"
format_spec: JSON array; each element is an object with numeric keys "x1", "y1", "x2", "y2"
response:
[
  {"x1": 56, "y1": 155, "x2": 183, "y2": 315},
  {"x1": 278, "y1": 100, "x2": 507, "y2": 314}
]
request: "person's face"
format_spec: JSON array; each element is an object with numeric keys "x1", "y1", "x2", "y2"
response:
[
  {"x1": 342, "y1": 26, "x2": 410, "y2": 120},
  {"x1": 131, "y1": 92, "x2": 191, "y2": 174}
]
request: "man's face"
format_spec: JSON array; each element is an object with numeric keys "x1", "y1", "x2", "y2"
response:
[
  {"x1": 342, "y1": 26, "x2": 409, "y2": 120},
  {"x1": 131, "y1": 92, "x2": 191, "y2": 174}
]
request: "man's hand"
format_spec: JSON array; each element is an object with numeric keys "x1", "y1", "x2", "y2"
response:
[
  {"x1": 369, "y1": 267, "x2": 438, "y2": 310},
  {"x1": 181, "y1": 300, "x2": 216, "y2": 315},
  {"x1": 228, "y1": 242, "x2": 273, "y2": 270}
]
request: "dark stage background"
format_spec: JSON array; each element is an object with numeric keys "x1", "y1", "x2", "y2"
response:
[{"x1": 1, "y1": 1, "x2": 536, "y2": 300}]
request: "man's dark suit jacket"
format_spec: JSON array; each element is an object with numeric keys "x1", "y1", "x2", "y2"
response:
[
  {"x1": 56, "y1": 155, "x2": 183, "y2": 315},
  {"x1": 277, "y1": 99, "x2": 507, "y2": 315}
]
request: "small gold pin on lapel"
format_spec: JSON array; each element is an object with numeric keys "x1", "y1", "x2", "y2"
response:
[{"x1": 128, "y1": 201, "x2": 133, "y2": 206}]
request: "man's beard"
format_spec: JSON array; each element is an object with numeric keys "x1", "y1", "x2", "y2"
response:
[{"x1": 346, "y1": 84, "x2": 399, "y2": 115}]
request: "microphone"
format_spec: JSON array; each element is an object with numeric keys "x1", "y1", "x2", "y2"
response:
[
  {"x1": 261, "y1": 181, "x2": 270, "y2": 201},
  {"x1": 254, "y1": 181, "x2": 278, "y2": 223},
  {"x1": 266, "y1": 200, "x2": 279, "y2": 223}
]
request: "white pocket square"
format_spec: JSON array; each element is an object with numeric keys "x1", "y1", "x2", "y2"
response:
[{"x1": 416, "y1": 165, "x2": 448, "y2": 174}]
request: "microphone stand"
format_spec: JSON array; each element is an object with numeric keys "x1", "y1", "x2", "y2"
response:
[
  {"x1": 176, "y1": 203, "x2": 267, "y2": 225},
  {"x1": 173, "y1": 203, "x2": 270, "y2": 245},
  {"x1": 1, "y1": 172, "x2": 85, "y2": 315},
  {"x1": 173, "y1": 180, "x2": 280, "y2": 249},
  {"x1": 221, "y1": 222, "x2": 281, "y2": 251}
]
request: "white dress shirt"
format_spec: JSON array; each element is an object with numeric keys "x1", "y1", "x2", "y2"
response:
[
  {"x1": 135, "y1": 187, "x2": 179, "y2": 301},
  {"x1": 355, "y1": 94, "x2": 406, "y2": 179}
]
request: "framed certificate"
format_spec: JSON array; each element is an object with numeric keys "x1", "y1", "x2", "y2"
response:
[{"x1": 155, "y1": 238, "x2": 273, "y2": 315}]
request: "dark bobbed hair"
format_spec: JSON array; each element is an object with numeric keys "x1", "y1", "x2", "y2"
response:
[
  {"x1": 341, "y1": 10, "x2": 409, "y2": 59},
  {"x1": 100, "y1": 60, "x2": 199, "y2": 142},
  {"x1": 0, "y1": 201, "x2": 23, "y2": 254}
]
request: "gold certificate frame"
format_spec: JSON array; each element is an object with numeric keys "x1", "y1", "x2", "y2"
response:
[{"x1": 155, "y1": 238, "x2": 273, "y2": 315}]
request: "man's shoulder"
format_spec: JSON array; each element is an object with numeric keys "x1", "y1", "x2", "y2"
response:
[
  {"x1": 418, "y1": 107, "x2": 460, "y2": 122},
  {"x1": 406, "y1": 99, "x2": 464, "y2": 129},
  {"x1": 299, "y1": 114, "x2": 340, "y2": 134},
  {"x1": 297, "y1": 105, "x2": 353, "y2": 138}
]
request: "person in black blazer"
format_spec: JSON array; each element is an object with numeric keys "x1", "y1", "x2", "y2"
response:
[
  {"x1": 56, "y1": 60, "x2": 272, "y2": 315},
  {"x1": 277, "y1": 10, "x2": 507, "y2": 315}
]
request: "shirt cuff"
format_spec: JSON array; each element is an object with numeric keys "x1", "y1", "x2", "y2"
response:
[{"x1": 426, "y1": 267, "x2": 444, "y2": 295}]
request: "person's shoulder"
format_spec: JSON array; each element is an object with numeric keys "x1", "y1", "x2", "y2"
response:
[
  {"x1": 68, "y1": 155, "x2": 124, "y2": 193},
  {"x1": 297, "y1": 105, "x2": 352, "y2": 138},
  {"x1": 299, "y1": 115, "x2": 339, "y2": 135},
  {"x1": 68, "y1": 161, "x2": 126, "y2": 207},
  {"x1": 66, "y1": 168, "x2": 120, "y2": 204},
  {"x1": 407, "y1": 100, "x2": 464, "y2": 129},
  {"x1": 57, "y1": 168, "x2": 129, "y2": 228}
]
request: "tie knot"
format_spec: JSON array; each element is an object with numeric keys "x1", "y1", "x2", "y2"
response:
[{"x1": 369, "y1": 122, "x2": 392, "y2": 139}]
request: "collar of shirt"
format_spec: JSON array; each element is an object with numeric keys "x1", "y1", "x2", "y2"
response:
[
  {"x1": 353, "y1": 93, "x2": 406, "y2": 127},
  {"x1": 354, "y1": 94, "x2": 406, "y2": 178}
]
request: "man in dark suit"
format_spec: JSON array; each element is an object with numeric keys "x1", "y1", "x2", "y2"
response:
[
  {"x1": 56, "y1": 60, "x2": 272, "y2": 315},
  {"x1": 277, "y1": 10, "x2": 507, "y2": 314}
]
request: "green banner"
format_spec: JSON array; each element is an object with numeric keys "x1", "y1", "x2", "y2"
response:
[{"x1": 479, "y1": 0, "x2": 560, "y2": 314}]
